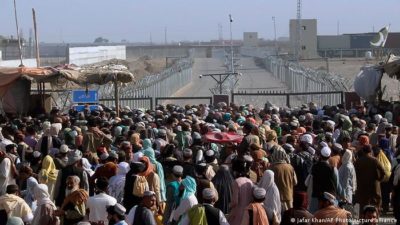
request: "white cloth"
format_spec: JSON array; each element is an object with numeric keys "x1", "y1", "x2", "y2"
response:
[
  {"x1": 173, "y1": 194, "x2": 198, "y2": 221},
  {"x1": 108, "y1": 162, "x2": 130, "y2": 203},
  {"x1": 179, "y1": 203, "x2": 229, "y2": 225},
  {"x1": 31, "y1": 184, "x2": 58, "y2": 225},
  {"x1": 23, "y1": 176, "x2": 38, "y2": 211},
  {"x1": 86, "y1": 193, "x2": 117, "y2": 225},
  {"x1": 0, "y1": 157, "x2": 13, "y2": 196},
  {"x1": 258, "y1": 170, "x2": 282, "y2": 223}
]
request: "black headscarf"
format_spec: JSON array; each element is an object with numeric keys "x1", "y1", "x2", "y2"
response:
[{"x1": 212, "y1": 165, "x2": 234, "y2": 214}]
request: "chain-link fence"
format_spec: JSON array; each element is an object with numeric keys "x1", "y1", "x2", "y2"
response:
[{"x1": 256, "y1": 56, "x2": 350, "y2": 107}]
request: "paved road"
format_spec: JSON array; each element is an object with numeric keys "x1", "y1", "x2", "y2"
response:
[{"x1": 171, "y1": 57, "x2": 289, "y2": 107}]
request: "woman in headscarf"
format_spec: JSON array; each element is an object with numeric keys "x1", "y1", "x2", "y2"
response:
[
  {"x1": 229, "y1": 157, "x2": 254, "y2": 225},
  {"x1": 39, "y1": 155, "x2": 58, "y2": 201},
  {"x1": 143, "y1": 139, "x2": 167, "y2": 203},
  {"x1": 130, "y1": 133, "x2": 142, "y2": 152},
  {"x1": 35, "y1": 122, "x2": 62, "y2": 157},
  {"x1": 31, "y1": 184, "x2": 59, "y2": 225},
  {"x1": 108, "y1": 162, "x2": 130, "y2": 203},
  {"x1": 211, "y1": 165, "x2": 234, "y2": 214},
  {"x1": 258, "y1": 170, "x2": 282, "y2": 224},
  {"x1": 139, "y1": 156, "x2": 162, "y2": 210},
  {"x1": 172, "y1": 176, "x2": 198, "y2": 223},
  {"x1": 338, "y1": 149, "x2": 357, "y2": 204}
]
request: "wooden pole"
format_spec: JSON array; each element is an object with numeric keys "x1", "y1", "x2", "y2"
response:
[
  {"x1": 13, "y1": 0, "x2": 24, "y2": 67},
  {"x1": 32, "y1": 8, "x2": 40, "y2": 67}
]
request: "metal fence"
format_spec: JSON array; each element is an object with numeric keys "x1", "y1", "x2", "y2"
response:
[
  {"x1": 255, "y1": 56, "x2": 350, "y2": 107},
  {"x1": 44, "y1": 58, "x2": 193, "y2": 111}
]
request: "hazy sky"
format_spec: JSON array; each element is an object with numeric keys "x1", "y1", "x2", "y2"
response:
[{"x1": 1, "y1": 0, "x2": 399, "y2": 43}]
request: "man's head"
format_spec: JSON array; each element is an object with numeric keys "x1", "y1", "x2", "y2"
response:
[
  {"x1": 19, "y1": 165, "x2": 33, "y2": 180},
  {"x1": 66, "y1": 175, "x2": 80, "y2": 195},
  {"x1": 95, "y1": 177, "x2": 109, "y2": 194},
  {"x1": 362, "y1": 205, "x2": 378, "y2": 225},
  {"x1": 172, "y1": 165, "x2": 183, "y2": 179},
  {"x1": 6, "y1": 184, "x2": 19, "y2": 195},
  {"x1": 202, "y1": 188, "x2": 217, "y2": 204},
  {"x1": 107, "y1": 203, "x2": 126, "y2": 222},
  {"x1": 142, "y1": 191, "x2": 156, "y2": 209},
  {"x1": 252, "y1": 187, "x2": 266, "y2": 203},
  {"x1": 318, "y1": 192, "x2": 337, "y2": 209}
]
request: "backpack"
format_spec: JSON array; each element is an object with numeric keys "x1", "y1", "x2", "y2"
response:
[{"x1": 132, "y1": 175, "x2": 148, "y2": 197}]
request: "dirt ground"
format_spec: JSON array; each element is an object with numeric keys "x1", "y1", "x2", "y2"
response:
[
  {"x1": 300, "y1": 58, "x2": 400, "y2": 101},
  {"x1": 126, "y1": 56, "x2": 167, "y2": 81}
]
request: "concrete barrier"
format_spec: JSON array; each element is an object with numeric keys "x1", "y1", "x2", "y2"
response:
[{"x1": 68, "y1": 45, "x2": 126, "y2": 66}]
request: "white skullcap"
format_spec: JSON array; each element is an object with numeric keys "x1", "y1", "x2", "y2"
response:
[
  {"x1": 205, "y1": 150, "x2": 215, "y2": 157},
  {"x1": 33, "y1": 151, "x2": 41, "y2": 158},
  {"x1": 59, "y1": 144, "x2": 70, "y2": 153},
  {"x1": 321, "y1": 147, "x2": 331, "y2": 158},
  {"x1": 326, "y1": 120, "x2": 335, "y2": 127},
  {"x1": 300, "y1": 134, "x2": 313, "y2": 145},
  {"x1": 100, "y1": 152, "x2": 109, "y2": 161},
  {"x1": 202, "y1": 188, "x2": 216, "y2": 200},
  {"x1": 172, "y1": 165, "x2": 183, "y2": 175},
  {"x1": 253, "y1": 187, "x2": 266, "y2": 199},
  {"x1": 320, "y1": 141, "x2": 329, "y2": 147}
]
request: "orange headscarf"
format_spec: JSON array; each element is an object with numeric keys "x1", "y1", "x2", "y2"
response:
[
  {"x1": 139, "y1": 156, "x2": 154, "y2": 177},
  {"x1": 358, "y1": 135, "x2": 370, "y2": 146},
  {"x1": 247, "y1": 202, "x2": 269, "y2": 225}
]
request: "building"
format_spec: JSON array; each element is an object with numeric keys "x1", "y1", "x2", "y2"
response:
[
  {"x1": 243, "y1": 32, "x2": 258, "y2": 47},
  {"x1": 317, "y1": 32, "x2": 400, "y2": 58},
  {"x1": 289, "y1": 19, "x2": 318, "y2": 59}
]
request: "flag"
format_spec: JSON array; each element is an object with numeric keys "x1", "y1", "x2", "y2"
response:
[
  {"x1": 229, "y1": 14, "x2": 233, "y2": 22},
  {"x1": 370, "y1": 25, "x2": 390, "y2": 47}
]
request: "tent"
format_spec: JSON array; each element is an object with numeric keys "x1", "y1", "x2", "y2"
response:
[{"x1": 0, "y1": 59, "x2": 134, "y2": 115}]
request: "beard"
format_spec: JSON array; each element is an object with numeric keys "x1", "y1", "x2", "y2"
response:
[{"x1": 65, "y1": 187, "x2": 78, "y2": 196}]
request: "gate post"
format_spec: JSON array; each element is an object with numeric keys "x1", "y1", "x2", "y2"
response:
[{"x1": 286, "y1": 94, "x2": 291, "y2": 108}]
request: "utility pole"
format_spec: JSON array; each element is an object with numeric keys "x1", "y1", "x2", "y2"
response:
[
  {"x1": 337, "y1": 20, "x2": 340, "y2": 35},
  {"x1": 229, "y1": 14, "x2": 234, "y2": 73},
  {"x1": 295, "y1": 0, "x2": 302, "y2": 61},
  {"x1": 164, "y1": 27, "x2": 167, "y2": 45},
  {"x1": 272, "y1": 16, "x2": 278, "y2": 56},
  {"x1": 13, "y1": 0, "x2": 23, "y2": 66}
]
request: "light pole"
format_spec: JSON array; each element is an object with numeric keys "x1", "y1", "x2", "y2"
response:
[
  {"x1": 272, "y1": 16, "x2": 278, "y2": 56},
  {"x1": 229, "y1": 14, "x2": 234, "y2": 73}
]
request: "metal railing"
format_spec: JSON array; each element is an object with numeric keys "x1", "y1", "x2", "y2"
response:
[
  {"x1": 231, "y1": 90, "x2": 344, "y2": 108},
  {"x1": 99, "y1": 97, "x2": 153, "y2": 110},
  {"x1": 155, "y1": 97, "x2": 213, "y2": 106}
]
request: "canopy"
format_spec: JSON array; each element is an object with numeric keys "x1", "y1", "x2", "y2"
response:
[{"x1": 203, "y1": 132, "x2": 243, "y2": 144}]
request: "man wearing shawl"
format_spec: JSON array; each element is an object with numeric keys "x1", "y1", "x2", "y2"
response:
[
  {"x1": 258, "y1": 170, "x2": 281, "y2": 224},
  {"x1": 313, "y1": 192, "x2": 350, "y2": 225},
  {"x1": 55, "y1": 176, "x2": 89, "y2": 225},
  {"x1": 31, "y1": 184, "x2": 60, "y2": 225},
  {"x1": 39, "y1": 155, "x2": 58, "y2": 201},
  {"x1": 0, "y1": 185, "x2": 33, "y2": 224},
  {"x1": 36, "y1": 122, "x2": 62, "y2": 157},
  {"x1": 172, "y1": 176, "x2": 198, "y2": 223},
  {"x1": 270, "y1": 149, "x2": 297, "y2": 211},
  {"x1": 241, "y1": 187, "x2": 269, "y2": 225}
]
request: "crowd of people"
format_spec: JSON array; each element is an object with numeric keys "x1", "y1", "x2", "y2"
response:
[{"x1": 0, "y1": 102, "x2": 399, "y2": 225}]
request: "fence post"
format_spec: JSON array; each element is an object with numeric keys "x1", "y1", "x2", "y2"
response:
[
  {"x1": 286, "y1": 94, "x2": 290, "y2": 108},
  {"x1": 340, "y1": 91, "x2": 344, "y2": 106},
  {"x1": 231, "y1": 92, "x2": 235, "y2": 104}
]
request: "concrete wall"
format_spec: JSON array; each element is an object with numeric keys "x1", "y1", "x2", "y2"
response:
[
  {"x1": 318, "y1": 35, "x2": 350, "y2": 49},
  {"x1": 290, "y1": 19, "x2": 318, "y2": 59},
  {"x1": 243, "y1": 32, "x2": 258, "y2": 47},
  {"x1": 126, "y1": 46, "x2": 209, "y2": 59},
  {"x1": 68, "y1": 45, "x2": 126, "y2": 66}
]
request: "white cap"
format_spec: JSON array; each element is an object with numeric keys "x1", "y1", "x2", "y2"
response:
[
  {"x1": 59, "y1": 144, "x2": 70, "y2": 153},
  {"x1": 205, "y1": 150, "x2": 215, "y2": 157},
  {"x1": 300, "y1": 134, "x2": 313, "y2": 145},
  {"x1": 321, "y1": 147, "x2": 331, "y2": 158},
  {"x1": 326, "y1": 120, "x2": 335, "y2": 127},
  {"x1": 253, "y1": 187, "x2": 266, "y2": 199},
  {"x1": 202, "y1": 188, "x2": 216, "y2": 200},
  {"x1": 100, "y1": 152, "x2": 109, "y2": 161},
  {"x1": 172, "y1": 165, "x2": 183, "y2": 175}
]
